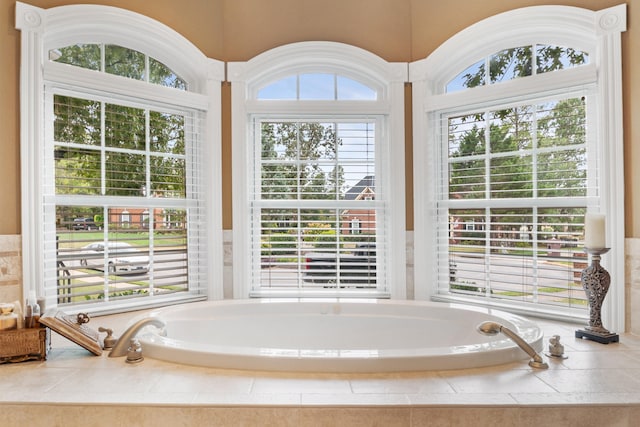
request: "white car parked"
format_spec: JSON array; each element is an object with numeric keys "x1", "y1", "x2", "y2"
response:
[{"x1": 80, "y1": 241, "x2": 149, "y2": 274}]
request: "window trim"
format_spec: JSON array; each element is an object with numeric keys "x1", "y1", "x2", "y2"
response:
[
  {"x1": 16, "y1": 2, "x2": 225, "y2": 312},
  {"x1": 229, "y1": 41, "x2": 407, "y2": 299},
  {"x1": 410, "y1": 4, "x2": 626, "y2": 330}
]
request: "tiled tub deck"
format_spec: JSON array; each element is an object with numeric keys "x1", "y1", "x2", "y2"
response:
[{"x1": 2, "y1": 312, "x2": 640, "y2": 426}]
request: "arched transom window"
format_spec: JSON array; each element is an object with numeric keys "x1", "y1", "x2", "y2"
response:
[
  {"x1": 258, "y1": 73, "x2": 377, "y2": 100},
  {"x1": 50, "y1": 43, "x2": 188, "y2": 90},
  {"x1": 447, "y1": 44, "x2": 589, "y2": 93}
]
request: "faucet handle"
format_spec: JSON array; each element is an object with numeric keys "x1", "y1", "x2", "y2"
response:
[
  {"x1": 126, "y1": 338, "x2": 144, "y2": 363},
  {"x1": 98, "y1": 326, "x2": 117, "y2": 350},
  {"x1": 76, "y1": 312, "x2": 90, "y2": 324}
]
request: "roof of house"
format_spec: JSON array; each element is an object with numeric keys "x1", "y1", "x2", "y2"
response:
[{"x1": 344, "y1": 175, "x2": 375, "y2": 200}]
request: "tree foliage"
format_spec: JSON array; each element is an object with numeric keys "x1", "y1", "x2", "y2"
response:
[
  {"x1": 449, "y1": 45, "x2": 589, "y2": 239},
  {"x1": 260, "y1": 122, "x2": 345, "y2": 231},
  {"x1": 52, "y1": 43, "x2": 186, "y2": 89},
  {"x1": 458, "y1": 45, "x2": 588, "y2": 89}
]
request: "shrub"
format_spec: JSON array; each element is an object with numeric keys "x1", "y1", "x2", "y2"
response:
[{"x1": 262, "y1": 233, "x2": 297, "y2": 256}]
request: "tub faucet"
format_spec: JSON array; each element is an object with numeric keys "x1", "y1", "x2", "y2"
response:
[
  {"x1": 477, "y1": 321, "x2": 548, "y2": 369},
  {"x1": 108, "y1": 317, "x2": 166, "y2": 358}
]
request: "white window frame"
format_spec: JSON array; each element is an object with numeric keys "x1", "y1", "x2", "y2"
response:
[
  {"x1": 229, "y1": 42, "x2": 407, "y2": 299},
  {"x1": 351, "y1": 218, "x2": 361, "y2": 234},
  {"x1": 121, "y1": 210, "x2": 130, "y2": 227},
  {"x1": 410, "y1": 5, "x2": 626, "y2": 330},
  {"x1": 16, "y1": 2, "x2": 225, "y2": 313}
]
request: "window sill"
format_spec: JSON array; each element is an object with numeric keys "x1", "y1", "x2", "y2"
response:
[
  {"x1": 430, "y1": 294, "x2": 589, "y2": 325},
  {"x1": 249, "y1": 289, "x2": 391, "y2": 299},
  {"x1": 55, "y1": 293, "x2": 208, "y2": 317}
]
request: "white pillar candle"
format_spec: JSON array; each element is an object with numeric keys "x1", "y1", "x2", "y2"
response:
[{"x1": 584, "y1": 213, "x2": 606, "y2": 249}]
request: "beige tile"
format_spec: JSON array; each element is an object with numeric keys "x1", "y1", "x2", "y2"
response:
[
  {"x1": 0, "y1": 283, "x2": 21, "y2": 305},
  {"x1": 194, "y1": 392, "x2": 301, "y2": 405},
  {"x1": 45, "y1": 363, "x2": 158, "y2": 395},
  {"x1": 44, "y1": 348, "x2": 110, "y2": 368},
  {"x1": 629, "y1": 285, "x2": 640, "y2": 334},
  {"x1": 4, "y1": 405, "x2": 307, "y2": 427},
  {"x1": 411, "y1": 407, "x2": 520, "y2": 427},
  {"x1": 0, "y1": 235, "x2": 22, "y2": 299},
  {"x1": 558, "y1": 348, "x2": 640, "y2": 369},
  {"x1": 0, "y1": 235, "x2": 20, "y2": 251},
  {"x1": 151, "y1": 369, "x2": 254, "y2": 393},
  {"x1": 42, "y1": 391, "x2": 198, "y2": 405},
  {"x1": 564, "y1": 335, "x2": 628, "y2": 352},
  {"x1": 534, "y1": 369, "x2": 640, "y2": 393},
  {"x1": 0, "y1": 364, "x2": 77, "y2": 395},
  {"x1": 512, "y1": 391, "x2": 640, "y2": 405},
  {"x1": 350, "y1": 375, "x2": 455, "y2": 394},
  {"x1": 439, "y1": 367, "x2": 557, "y2": 394},
  {"x1": 407, "y1": 393, "x2": 517, "y2": 405},
  {"x1": 251, "y1": 377, "x2": 353, "y2": 394},
  {"x1": 297, "y1": 407, "x2": 410, "y2": 427},
  {"x1": 515, "y1": 406, "x2": 632, "y2": 427},
  {"x1": 302, "y1": 393, "x2": 410, "y2": 405}
]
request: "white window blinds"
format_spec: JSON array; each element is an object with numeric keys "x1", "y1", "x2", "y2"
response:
[
  {"x1": 230, "y1": 42, "x2": 406, "y2": 299},
  {"x1": 250, "y1": 118, "x2": 386, "y2": 295},
  {"x1": 437, "y1": 92, "x2": 594, "y2": 317},
  {"x1": 46, "y1": 90, "x2": 208, "y2": 308}
]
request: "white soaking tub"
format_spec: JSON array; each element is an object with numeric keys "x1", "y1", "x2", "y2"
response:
[{"x1": 132, "y1": 299, "x2": 544, "y2": 372}]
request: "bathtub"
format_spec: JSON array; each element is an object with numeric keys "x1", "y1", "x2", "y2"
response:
[{"x1": 134, "y1": 299, "x2": 545, "y2": 372}]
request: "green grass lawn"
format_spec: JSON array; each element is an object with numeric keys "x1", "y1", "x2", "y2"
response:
[{"x1": 56, "y1": 231, "x2": 186, "y2": 249}]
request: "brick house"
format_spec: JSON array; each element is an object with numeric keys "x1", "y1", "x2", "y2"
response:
[{"x1": 341, "y1": 175, "x2": 376, "y2": 235}]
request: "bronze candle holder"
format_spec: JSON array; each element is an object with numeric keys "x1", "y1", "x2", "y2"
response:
[{"x1": 575, "y1": 247, "x2": 619, "y2": 344}]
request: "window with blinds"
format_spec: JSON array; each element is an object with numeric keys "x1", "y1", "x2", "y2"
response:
[
  {"x1": 46, "y1": 77, "x2": 205, "y2": 307},
  {"x1": 438, "y1": 92, "x2": 592, "y2": 315},
  {"x1": 411, "y1": 5, "x2": 626, "y2": 327},
  {"x1": 18, "y1": 2, "x2": 224, "y2": 314},
  {"x1": 252, "y1": 118, "x2": 384, "y2": 294},
  {"x1": 231, "y1": 42, "x2": 406, "y2": 299}
]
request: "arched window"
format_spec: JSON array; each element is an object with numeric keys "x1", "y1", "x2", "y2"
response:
[
  {"x1": 410, "y1": 5, "x2": 626, "y2": 329},
  {"x1": 229, "y1": 42, "x2": 407, "y2": 298},
  {"x1": 258, "y1": 73, "x2": 377, "y2": 100},
  {"x1": 50, "y1": 43, "x2": 188, "y2": 90},
  {"x1": 16, "y1": 2, "x2": 225, "y2": 313},
  {"x1": 446, "y1": 44, "x2": 590, "y2": 93}
]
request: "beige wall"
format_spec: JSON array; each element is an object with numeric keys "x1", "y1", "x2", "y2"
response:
[{"x1": 1, "y1": 0, "x2": 637, "y2": 234}]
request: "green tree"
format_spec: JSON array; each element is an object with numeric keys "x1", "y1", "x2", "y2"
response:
[
  {"x1": 448, "y1": 98, "x2": 587, "y2": 249},
  {"x1": 260, "y1": 121, "x2": 344, "y2": 232},
  {"x1": 52, "y1": 44, "x2": 188, "y2": 198},
  {"x1": 452, "y1": 44, "x2": 589, "y2": 204},
  {"x1": 53, "y1": 43, "x2": 186, "y2": 89},
  {"x1": 490, "y1": 106, "x2": 533, "y2": 199},
  {"x1": 460, "y1": 45, "x2": 588, "y2": 89},
  {"x1": 537, "y1": 98, "x2": 587, "y2": 198},
  {"x1": 449, "y1": 123, "x2": 485, "y2": 199}
]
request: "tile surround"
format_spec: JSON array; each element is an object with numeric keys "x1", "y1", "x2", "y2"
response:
[
  {"x1": 0, "y1": 235, "x2": 21, "y2": 304},
  {"x1": 2, "y1": 315, "x2": 640, "y2": 426},
  {"x1": 626, "y1": 238, "x2": 640, "y2": 334},
  {"x1": 3, "y1": 234, "x2": 640, "y2": 425}
]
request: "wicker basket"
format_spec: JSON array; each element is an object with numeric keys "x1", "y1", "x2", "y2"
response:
[{"x1": 0, "y1": 327, "x2": 50, "y2": 364}]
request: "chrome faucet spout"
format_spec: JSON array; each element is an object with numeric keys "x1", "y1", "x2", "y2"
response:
[
  {"x1": 477, "y1": 321, "x2": 548, "y2": 369},
  {"x1": 109, "y1": 317, "x2": 166, "y2": 357}
]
